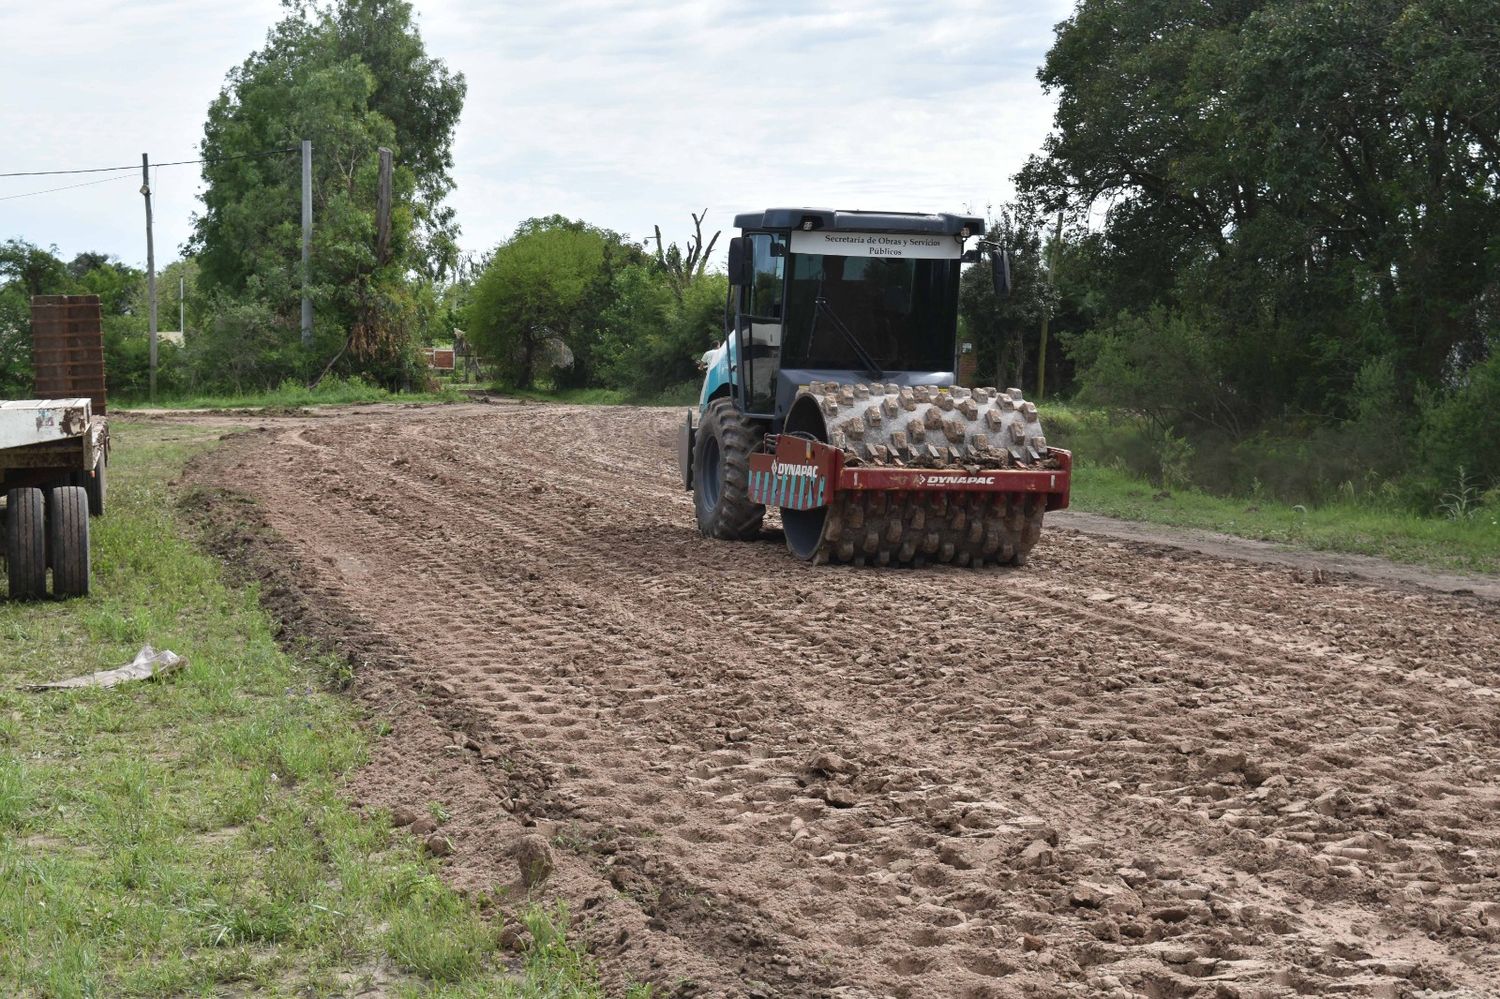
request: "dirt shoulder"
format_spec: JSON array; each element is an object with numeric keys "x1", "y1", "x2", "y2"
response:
[{"x1": 1050, "y1": 510, "x2": 1500, "y2": 603}]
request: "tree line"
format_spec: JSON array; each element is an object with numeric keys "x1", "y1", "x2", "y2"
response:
[
  {"x1": 3, "y1": 0, "x2": 1495, "y2": 509},
  {"x1": 999, "y1": 0, "x2": 1499, "y2": 506}
]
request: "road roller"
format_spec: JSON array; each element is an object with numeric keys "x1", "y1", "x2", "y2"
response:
[{"x1": 679, "y1": 209, "x2": 1070, "y2": 566}]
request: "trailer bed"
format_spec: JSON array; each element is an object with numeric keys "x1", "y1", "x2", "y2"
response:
[{"x1": 0, "y1": 399, "x2": 106, "y2": 473}]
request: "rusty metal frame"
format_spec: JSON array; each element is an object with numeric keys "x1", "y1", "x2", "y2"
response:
[{"x1": 749, "y1": 434, "x2": 1071, "y2": 512}]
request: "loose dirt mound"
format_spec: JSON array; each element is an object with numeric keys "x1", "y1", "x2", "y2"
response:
[{"x1": 175, "y1": 402, "x2": 1500, "y2": 998}]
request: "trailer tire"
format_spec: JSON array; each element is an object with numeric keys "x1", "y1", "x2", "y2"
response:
[
  {"x1": 48, "y1": 487, "x2": 90, "y2": 599},
  {"x1": 5, "y1": 488, "x2": 47, "y2": 600},
  {"x1": 72, "y1": 455, "x2": 106, "y2": 517},
  {"x1": 693, "y1": 398, "x2": 765, "y2": 540}
]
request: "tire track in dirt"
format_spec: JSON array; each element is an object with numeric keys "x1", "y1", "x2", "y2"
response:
[{"x1": 177, "y1": 402, "x2": 1500, "y2": 998}]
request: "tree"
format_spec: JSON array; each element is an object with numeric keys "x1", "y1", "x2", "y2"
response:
[
  {"x1": 598, "y1": 264, "x2": 728, "y2": 396},
  {"x1": 326, "y1": 0, "x2": 465, "y2": 279},
  {"x1": 464, "y1": 223, "x2": 609, "y2": 389},
  {"x1": 1020, "y1": 0, "x2": 1500, "y2": 494},
  {"x1": 650, "y1": 211, "x2": 721, "y2": 302},
  {"x1": 0, "y1": 239, "x2": 71, "y2": 298},
  {"x1": 506, "y1": 216, "x2": 649, "y2": 389},
  {"x1": 189, "y1": 0, "x2": 465, "y2": 388},
  {"x1": 958, "y1": 208, "x2": 1056, "y2": 393},
  {"x1": 0, "y1": 240, "x2": 69, "y2": 395},
  {"x1": 0, "y1": 240, "x2": 176, "y2": 399}
]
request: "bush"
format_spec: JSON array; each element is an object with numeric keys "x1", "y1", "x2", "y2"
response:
[
  {"x1": 1420, "y1": 352, "x2": 1500, "y2": 492},
  {"x1": 597, "y1": 266, "x2": 726, "y2": 396},
  {"x1": 180, "y1": 297, "x2": 303, "y2": 395},
  {"x1": 104, "y1": 320, "x2": 189, "y2": 399},
  {"x1": 1070, "y1": 306, "x2": 1249, "y2": 440}
]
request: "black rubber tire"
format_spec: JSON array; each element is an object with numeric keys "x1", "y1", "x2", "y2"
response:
[
  {"x1": 693, "y1": 398, "x2": 765, "y2": 540},
  {"x1": 48, "y1": 486, "x2": 91, "y2": 599},
  {"x1": 6, "y1": 488, "x2": 47, "y2": 600},
  {"x1": 73, "y1": 455, "x2": 106, "y2": 517}
]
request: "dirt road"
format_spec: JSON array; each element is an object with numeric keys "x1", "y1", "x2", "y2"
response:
[{"x1": 174, "y1": 401, "x2": 1499, "y2": 998}]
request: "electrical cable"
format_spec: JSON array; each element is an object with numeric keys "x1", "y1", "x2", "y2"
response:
[
  {"x1": 0, "y1": 146, "x2": 298, "y2": 179},
  {"x1": 0, "y1": 173, "x2": 137, "y2": 202}
]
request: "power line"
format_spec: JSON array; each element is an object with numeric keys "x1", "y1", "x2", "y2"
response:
[
  {"x1": 0, "y1": 173, "x2": 136, "y2": 202},
  {"x1": 0, "y1": 146, "x2": 299, "y2": 179}
]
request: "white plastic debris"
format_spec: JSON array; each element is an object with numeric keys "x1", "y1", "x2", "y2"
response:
[{"x1": 27, "y1": 645, "x2": 185, "y2": 691}]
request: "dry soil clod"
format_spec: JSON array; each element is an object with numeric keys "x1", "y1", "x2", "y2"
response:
[{"x1": 514, "y1": 833, "x2": 554, "y2": 889}]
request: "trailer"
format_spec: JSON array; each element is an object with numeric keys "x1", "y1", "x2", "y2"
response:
[
  {"x1": 0, "y1": 400, "x2": 107, "y2": 599},
  {"x1": 1, "y1": 295, "x2": 110, "y2": 600}
]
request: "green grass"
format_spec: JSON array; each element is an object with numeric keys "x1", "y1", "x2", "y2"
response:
[
  {"x1": 1034, "y1": 400, "x2": 1500, "y2": 574},
  {"x1": 114, "y1": 375, "x2": 465, "y2": 412},
  {"x1": 0, "y1": 422, "x2": 643, "y2": 997},
  {"x1": 1065, "y1": 460, "x2": 1500, "y2": 574}
]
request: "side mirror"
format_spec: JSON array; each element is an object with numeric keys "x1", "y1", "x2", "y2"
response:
[
  {"x1": 991, "y1": 248, "x2": 1012, "y2": 297},
  {"x1": 727, "y1": 235, "x2": 755, "y2": 286}
]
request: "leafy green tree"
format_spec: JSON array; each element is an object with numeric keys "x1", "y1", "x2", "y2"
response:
[
  {"x1": 186, "y1": 296, "x2": 301, "y2": 394},
  {"x1": 74, "y1": 255, "x2": 143, "y2": 317},
  {"x1": 0, "y1": 240, "x2": 184, "y2": 399},
  {"x1": 503, "y1": 216, "x2": 649, "y2": 389},
  {"x1": 1021, "y1": 0, "x2": 1500, "y2": 496},
  {"x1": 464, "y1": 223, "x2": 610, "y2": 389},
  {"x1": 0, "y1": 240, "x2": 73, "y2": 394},
  {"x1": 598, "y1": 265, "x2": 728, "y2": 395},
  {"x1": 1421, "y1": 353, "x2": 1500, "y2": 490},
  {"x1": 958, "y1": 207, "x2": 1056, "y2": 393},
  {"x1": 1023, "y1": 0, "x2": 1500, "y2": 389},
  {"x1": 190, "y1": 0, "x2": 464, "y2": 388},
  {"x1": 0, "y1": 239, "x2": 72, "y2": 299},
  {"x1": 326, "y1": 0, "x2": 465, "y2": 276}
]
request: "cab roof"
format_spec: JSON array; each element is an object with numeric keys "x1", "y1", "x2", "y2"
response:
[{"x1": 733, "y1": 208, "x2": 984, "y2": 237}]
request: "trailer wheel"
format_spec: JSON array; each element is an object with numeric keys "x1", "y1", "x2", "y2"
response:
[
  {"x1": 73, "y1": 455, "x2": 106, "y2": 517},
  {"x1": 5, "y1": 488, "x2": 47, "y2": 600},
  {"x1": 48, "y1": 486, "x2": 91, "y2": 599},
  {"x1": 693, "y1": 398, "x2": 765, "y2": 540}
]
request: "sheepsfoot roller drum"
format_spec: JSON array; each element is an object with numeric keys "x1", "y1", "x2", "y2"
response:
[{"x1": 749, "y1": 383, "x2": 1071, "y2": 566}]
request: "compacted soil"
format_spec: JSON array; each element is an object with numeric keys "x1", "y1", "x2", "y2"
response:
[{"x1": 171, "y1": 401, "x2": 1500, "y2": 998}]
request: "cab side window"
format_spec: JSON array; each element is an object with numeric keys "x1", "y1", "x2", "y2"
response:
[{"x1": 749, "y1": 234, "x2": 786, "y2": 318}]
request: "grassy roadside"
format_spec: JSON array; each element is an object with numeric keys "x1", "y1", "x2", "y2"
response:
[
  {"x1": 485, "y1": 383, "x2": 699, "y2": 408},
  {"x1": 113, "y1": 376, "x2": 465, "y2": 411},
  {"x1": 1033, "y1": 401, "x2": 1500, "y2": 574},
  {"x1": 0, "y1": 422, "x2": 633, "y2": 997},
  {"x1": 1065, "y1": 460, "x2": 1500, "y2": 575}
]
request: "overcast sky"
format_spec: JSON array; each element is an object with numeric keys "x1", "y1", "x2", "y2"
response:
[{"x1": 0, "y1": 0, "x2": 1073, "y2": 270}]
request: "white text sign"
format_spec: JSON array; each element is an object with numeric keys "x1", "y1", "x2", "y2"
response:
[{"x1": 789, "y1": 230, "x2": 962, "y2": 260}]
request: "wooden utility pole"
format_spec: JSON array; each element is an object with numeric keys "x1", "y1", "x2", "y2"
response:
[
  {"x1": 301, "y1": 139, "x2": 313, "y2": 345},
  {"x1": 376, "y1": 146, "x2": 393, "y2": 264},
  {"x1": 140, "y1": 153, "x2": 158, "y2": 401},
  {"x1": 1037, "y1": 212, "x2": 1063, "y2": 402}
]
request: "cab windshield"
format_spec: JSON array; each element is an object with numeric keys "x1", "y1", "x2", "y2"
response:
[{"x1": 781, "y1": 253, "x2": 959, "y2": 372}]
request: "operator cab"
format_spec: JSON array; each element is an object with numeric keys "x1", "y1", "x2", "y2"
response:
[{"x1": 722, "y1": 208, "x2": 985, "y2": 427}]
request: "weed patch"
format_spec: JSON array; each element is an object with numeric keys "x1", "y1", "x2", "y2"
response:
[{"x1": 0, "y1": 421, "x2": 630, "y2": 997}]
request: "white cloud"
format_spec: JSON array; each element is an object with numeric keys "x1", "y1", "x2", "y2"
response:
[{"x1": 0, "y1": 0, "x2": 1072, "y2": 269}]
